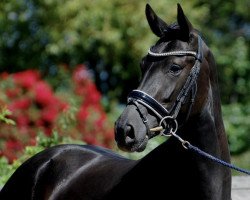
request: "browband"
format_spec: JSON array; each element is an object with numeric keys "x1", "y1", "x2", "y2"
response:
[{"x1": 148, "y1": 35, "x2": 203, "y2": 62}]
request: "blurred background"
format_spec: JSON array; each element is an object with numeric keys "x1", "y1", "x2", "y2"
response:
[{"x1": 0, "y1": 0, "x2": 250, "y2": 184}]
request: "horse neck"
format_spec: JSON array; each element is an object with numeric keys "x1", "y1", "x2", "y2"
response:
[
  {"x1": 178, "y1": 48, "x2": 230, "y2": 161},
  {"x1": 127, "y1": 97, "x2": 231, "y2": 199}
]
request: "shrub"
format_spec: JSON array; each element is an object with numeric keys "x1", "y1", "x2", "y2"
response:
[
  {"x1": 0, "y1": 64, "x2": 114, "y2": 163},
  {"x1": 223, "y1": 103, "x2": 250, "y2": 154}
]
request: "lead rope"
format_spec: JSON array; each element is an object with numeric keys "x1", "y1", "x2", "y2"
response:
[{"x1": 166, "y1": 120, "x2": 250, "y2": 175}]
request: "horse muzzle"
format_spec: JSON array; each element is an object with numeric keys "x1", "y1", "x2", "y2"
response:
[{"x1": 114, "y1": 106, "x2": 150, "y2": 152}]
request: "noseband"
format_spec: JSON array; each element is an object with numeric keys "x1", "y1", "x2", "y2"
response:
[{"x1": 127, "y1": 35, "x2": 203, "y2": 135}]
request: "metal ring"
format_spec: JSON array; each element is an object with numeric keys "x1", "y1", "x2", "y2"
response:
[
  {"x1": 182, "y1": 141, "x2": 190, "y2": 149},
  {"x1": 159, "y1": 116, "x2": 178, "y2": 134},
  {"x1": 160, "y1": 130, "x2": 172, "y2": 137},
  {"x1": 159, "y1": 116, "x2": 173, "y2": 127}
]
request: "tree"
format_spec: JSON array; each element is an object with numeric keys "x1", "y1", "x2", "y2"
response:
[
  {"x1": 194, "y1": 0, "x2": 250, "y2": 104},
  {"x1": 0, "y1": 0, "x2": 204, "y2": 101}
]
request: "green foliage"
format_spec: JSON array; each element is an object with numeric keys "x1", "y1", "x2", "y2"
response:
[
  {"x1": 0, "y1": 0, "x2": 205, "y2": 102},
  {"x1": 0, "y1": 0, "x2": 249, "y2": 103},
  {"x1": 0, "y1": 107, "x2": 15, "y2": 125},
  {"x1": 223, "y1": 104, "x2": 250, "y2": 154},
  {"x1": 231, "y1": 150, "x2": 250, "y2": 176},
  {"x1": 0, "y1": 157, "x2": 17, "y2": 187},
  {"x1": 194, "y1": 0, "x2": 250, "y2": 104}
]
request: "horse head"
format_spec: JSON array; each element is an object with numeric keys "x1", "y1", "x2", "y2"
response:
[{"x1": 115, "y1": 4, "x2": 211, "y2": 152}]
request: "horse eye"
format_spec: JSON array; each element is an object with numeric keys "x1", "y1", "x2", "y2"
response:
[{"x1": 169, "y1": 64, "x2": 182, "y2": 75}]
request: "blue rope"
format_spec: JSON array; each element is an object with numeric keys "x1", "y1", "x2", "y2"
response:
[{"x1": 187, "y1": 143, "x2": 250, "y2": 175}]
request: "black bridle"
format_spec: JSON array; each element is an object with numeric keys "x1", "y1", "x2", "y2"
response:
[{"x1": 127, "y1": 35, "x2": 203, "y2": 135}]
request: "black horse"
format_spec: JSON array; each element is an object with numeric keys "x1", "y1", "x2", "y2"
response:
[{"x1": 0, "y1": 4, "x2": 231, "y2": 200}]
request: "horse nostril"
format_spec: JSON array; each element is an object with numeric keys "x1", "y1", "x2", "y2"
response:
[{"x1": 125, "y1": 125, "x2": 135, "y2": 140}]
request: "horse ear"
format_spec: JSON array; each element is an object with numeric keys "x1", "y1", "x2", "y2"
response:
[
  {"x1": 177, "y1": 3, "x2": 193, "y2": 41},
  {"x1": 145, "y1": 4, "x2": 168, "y2": 37}
]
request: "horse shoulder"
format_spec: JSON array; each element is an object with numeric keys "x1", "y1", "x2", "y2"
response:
[
  {"x1": 0, "y1": 144, "x2": 70, "y2": 199},
  {"x1": 46, "y1": 145, "x2": 136, "y2": 200},
  {"x1": 0, "y1": 144, "x2": 135, "y2": 200}
]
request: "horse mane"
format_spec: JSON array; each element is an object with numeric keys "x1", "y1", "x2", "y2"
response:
[{"x1": 205, "y1": 47, "x2": 226, "y2": 133}]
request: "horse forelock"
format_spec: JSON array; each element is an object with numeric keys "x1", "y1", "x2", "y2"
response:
[
  {"x1": 159, "y1": 22, "x2": 190, "y2": 42},
  {"x1": 151, "y1": 23, "x2": 196, "y2": 54}
]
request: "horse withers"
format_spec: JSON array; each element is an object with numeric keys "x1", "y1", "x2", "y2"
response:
[{"x1": 0, "y1": 3, "x2": 231, "y2": 200}]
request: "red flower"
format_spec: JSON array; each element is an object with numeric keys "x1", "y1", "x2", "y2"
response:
[
  {"x1": 6, "y1": 88, "x2": 22, "y2": 99},
  {"x1": 8, "y1": 98, "x2": 31, "y2": 111},
  {"x1": 0, "y1": 72, "x2": 9, "y2": 80},
  {"x1": 83, "y1": 135, "x2": 102, "y2": 146},
  {"x1": 77, "y1": 107, "x2": 89, "y2": 122},
  {"x1": 5, "y1": 140, "x2": 23, "y2": 151},
  {"x1": 84, "y1": 83, "x2": 101, "y2": 106},
  {"x1": 13, "y1": 70, "x2": 40, "y2": 89},
  {"x1": 73, "y1": 64, "x2": 90, "y2": 83},
  {"x1": 3, "y1": 140, "x2": 24, "y2": 163},
  {"x1": 16, "y1": 115, "x2": 30, "y2": 127},
  {"x1": 0, "y1": 65, "x2": 115, "y2": 162},
  {"x1": 41, "y1": 107, "x2": 58, "y2": 123},
  {"x1": 94, "y1": 112, "x2": 106, "y2": 128},
  {"x1": 34, "y1": 81, "x2": 54, "y2": 106},
  {"x1": 28, "y1": 138, "x2": 37, "y2": 146}
]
